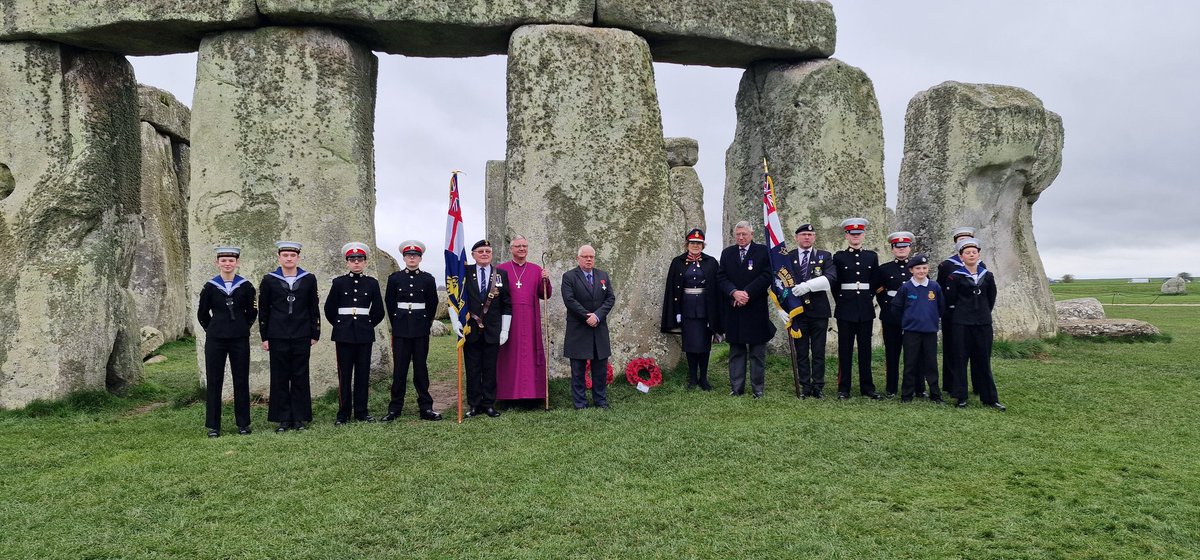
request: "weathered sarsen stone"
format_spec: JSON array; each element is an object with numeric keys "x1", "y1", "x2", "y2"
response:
[
  {"x1": 505, "y1": 25, "x2": 680, "y2": 373},
  {"x1": 0, "y1": 1, "x2": 259, "y2": 55},
  {"x1": 665, "y1": 138, "x2": 706, "y2": 234},
  {"x1": 485, "y1": 160, "x2": 507, "y2": 245},
  {"x1": 596, "y1": 0, "x2": 836, "y2": 67},
  {"x1": 188, "y1": 27, "x2": 389, "y2": 397},
  {"x1": 1161, "y1": 276, "x2": 1187, "y2": 295},
  {"x1": 1059, "y1": 319, "x2": 1159, "y2": 339},
  {"x1": 897, "y1": 81, "x2": 1064, "y2": 339},
  {"x1": 0, "y1": 42, "x2": 142, "y2": 408},
  {"x1": 1055, "y1": 298, "x2": 1106, "y2": 321},
  {"x1": 131, "y1": 86, "x2": 191, "y2": 342}
]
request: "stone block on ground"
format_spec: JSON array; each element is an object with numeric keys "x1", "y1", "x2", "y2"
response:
[
  {"x1": 429, "y1": 321, "x2": 450, "y2": 337},
  {"x1": 1056, "y1": 298, "x2": 1106, "y2": 321},
  {"x1": 1059, "y1": 319, "x2": 1160, "y2": 338},
  {"x1": 140, "y1": 326, "x2": 165, "y2": 358},
  {"x1": 1161, "y1": 276, "x2": 1187, "y2": 295}
]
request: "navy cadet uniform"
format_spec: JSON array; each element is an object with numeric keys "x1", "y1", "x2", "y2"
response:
[
  {"x1": 197, "y1": 246, "x2": 257, "y2": 437},
  {"x1": 942, "y1": 237, "x2": 1005, "y2": 411},
  {"x1": 890, "y1": 254, "x2": 944, "y2": 403},
  {"x1": 323, "y1": 242, "x2": 385, "y2": 425},
  {"x1": 830, "y1": 217, "x2": 884, "y2": 400},
  {"x1": 937, "y1": 226, "x2": 981, "y2": 395},
  {"x1": 874, "y1": 231, "x2": 914, "y2": 397},
  {"x1": 259, "y1": 240, "x2": 321, "y2": 432},
  {"x1": 784, "y1": 223, "x2": 836, "y2": 398},
  {"x1": 383, "y1": 240, "x2": 442, "y2": 421}
]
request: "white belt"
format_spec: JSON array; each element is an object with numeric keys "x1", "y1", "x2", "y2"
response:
[
  {"x1": 396, "y1": 302, "x2": 427, "y2": 310},
  {"x1": 886, "y1": 290, "x2": 897, "y2": 297},
  {"x1": 841, "y1": 283, "x2": 869, "y2": 291},
  {"x1": 338, "y1": 307, "x2": 371, "y2": 315},
  {"x1": 683, "y1": 288, "x2": 706, "y2": 295}
]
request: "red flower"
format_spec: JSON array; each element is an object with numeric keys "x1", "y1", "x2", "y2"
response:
[
  {"x1": 585, "y1": 361, "x2": 615, "y2": 389},
  {"x1": 624, "y1": 357, "x2": 663, "y2": 387}
]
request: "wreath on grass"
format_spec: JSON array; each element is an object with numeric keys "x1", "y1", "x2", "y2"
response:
[
  {"x1": 585, "y1": 360, "x2": 615, "y2": 389},
  {"x1": 625, "y1": 357, "x2": 663, "y2": 388}
]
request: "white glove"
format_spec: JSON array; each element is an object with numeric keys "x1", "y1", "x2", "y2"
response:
[
  {"x1": 791, "y1": 282, "x2": 811, "y2": 297},
  {"x1": 676, "y1": 314, "x2": 682, "y2": 323},
  {"x1": 500, "y1": 315, "x2": 512, "y2": 345},
  {"x1": 450, "y1": 313, "x2": 463, "y2": 338},
  {"x1": 806, "y1": 276, "x2": 831, "y2": 293},
  {"x1": 777, "y1": 309, "x2": 790, "y2": 324}
]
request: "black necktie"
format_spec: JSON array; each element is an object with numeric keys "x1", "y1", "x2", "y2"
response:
[
  {"x1": 480, "y1": 268, "x2": 488, "y2": 293},
  {"x1": 800, "y1": 250, "x2": 810, "y2": 282}
]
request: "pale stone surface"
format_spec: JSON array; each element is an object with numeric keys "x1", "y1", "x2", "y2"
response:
[
  {"x1": 131, "y1": 119, "x2": 191, "y2": 342},
  {"x1": 140, "y1": 326, "x2": 165, "y2": 358},
  {"x1": 596, "y1": 0, "x2": 835, "y2": 67},
  {"x1": 723, "y1": 59, "x2": 886, "y2": 353},
  {"x1": 188, "y1": 27, "x2": 389, "y2": 395},
  {"x1": 258, "y1": 0, "x2": 593, "y2": 57},
  {"x1": 435, "y1": 289, "x2": 448, "y2": 320},
  {"x1": 505, "y1": 25, "x2": 679, "y2": 373},
  {"x1": 144, "y1": 354, "x2": 168, "y2": 365},
  {"x1": 485, "y1": 160, "x2": 507, "y2": 245},
  {"x1": 0, "y1": 42, "x2": 142, "y2": 408},
  {"x1": 897, "y1": 81, "x2": 1064, "y2": 340},
  {"x1": 137, "y1": 85, "x2": 190, "y2": 142},
  {"x1": 1056, "y1": 298, "x2": 1106, "y2": 321},
  {"x1": 0, "y1": 1, "x2": 259, "y2": 55},
  {"x1": 669, "y1": 167, "x2": 706, "y2": 236},
  {"x1": 1059, "y1": 319, "x2": 1160, "y2": 338},
  {"x1": 665, "y1": 137, "x2": 699, "y2": 168},
  {"x1": 429, "y1": 320, "x2": 450, "y2": 337},
  {"x1": 1161, "y1": 276, "x2": 1187, "y2": 295}
]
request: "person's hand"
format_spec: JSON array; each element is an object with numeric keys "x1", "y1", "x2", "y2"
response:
[
  {"x1": 733, "y1": 290, "x2": 749, "y2": 305},
  {"x1": 310, "y1": 339, "x2": 318, "y2": 346},
  {"x1": 541, "y1": 268, "x2": 550, "y2": 279},
  {"x1": 450, "y1": 314, "x2": 463, "y2": 338},
  {"x1": 792, "y1": 283, "x2": 810, "y2": 297},
  {"x1": 676, "y1": 314, "x2": 682, "y2": 323},
  {"x1": 777, "y1": 309, "x2": 790, "y2": 324},
  {"x1": 261, "y1": 341, "x2": 269, "y2": 351},
  {"x1": 586, "y1": 313, "x2": 600, "y2": 327}
]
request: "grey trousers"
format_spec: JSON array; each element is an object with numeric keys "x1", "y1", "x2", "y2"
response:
[{"x1": 728, "y1": 342, "x2": 766, "y2": 395}]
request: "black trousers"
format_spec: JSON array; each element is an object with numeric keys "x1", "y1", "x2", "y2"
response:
[
  {"x1": 941, "y1": 316, "x2": 956, "y2": 393},
  {"x1": 901, "y1": 332, "x2": 940, "y2": 400},
  {"x1": 390, "y1": 336, "x2": 433, "y2": 414},
  {"x1": 334, "y1": 341, "x2": 372, "y2": 421},
  {"x1": 684, "y1": 352, "x2": 710, "y2": 385},
  {"x1": 204, "y1": 336, "x2": 251, "y2": 431},
  {"x1": 791, "y1": 316, "x2": 828, "y2": 395},
  {"x1": 951, "y1": 323, "x2": 999, "y2": 403},
  {"x1": 570, "y1": 358, "x2": 609, "y2": 408},
  {"x1": 836, "y1": 319, "x2": 877, "y2": 395},
  {"x1": 267, "y1": 338, "x2": 313, "y2": 423},
  {"x1": 464, "y1": 337, "x2": 499, "y2": 409},
  {"x1": 728, "y1": 342, "x2": 767, "y2": 395},
  {"x1": 881, "y1": 321, "x2": 904, "y2": 395}
]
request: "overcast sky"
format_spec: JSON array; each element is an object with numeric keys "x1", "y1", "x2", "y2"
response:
[{"x1": 130, "y1": 0, "x2": 1199, "y2": 280}]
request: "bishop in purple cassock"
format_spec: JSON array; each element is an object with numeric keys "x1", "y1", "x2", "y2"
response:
[{"x1": 495, "y1": 236, "x2": 552, "y2": 401}]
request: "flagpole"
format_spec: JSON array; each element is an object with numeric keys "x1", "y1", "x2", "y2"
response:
[
  {"x1": 763, "y1": 157, "x2": 801, "y2": 397},
  {"x1": 456, "y1": 342, "x2": 464, "y2": 423},
  {"x1": 540, "y1": 251, "x2": 552, "y2": 410}
]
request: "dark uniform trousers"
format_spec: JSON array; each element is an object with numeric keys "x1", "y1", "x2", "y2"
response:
[
  {"x1": 267, "y1": 338, "x2": 313, "y2": 423},
  {"x1": 901, "y1": 332, "x2": 940, "y2": 399},
  {"x1": 465, "y1": 338, "x2": 500, "y2": 409},
  {"x1": 882, "y1": 321, "x2": 904, "y2": 395},
  {"x1": 335, "y1": 341, "x2": 372, "y2": 421},
  {"x1": 951, "y1": 324, "x2": 999, "y2": 403},
  {"x1": 837, "y1": 320, "x2": 876, "y2": 395},
  {"x1": 205, "y1": 337, "x2": 251, "y2": 430},
  {"x1": 570, "y1": 355, "x2": 609, "y2": 409},
  {"x1": 791, "y1": 316, "x2": 828, "y2": 394},
  {"x1": 390, "y1": 336, "x2": 433, "y2": 413}
]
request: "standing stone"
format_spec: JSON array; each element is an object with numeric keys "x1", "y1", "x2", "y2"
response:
[
  {"x1": 485, "y1": 160, "x2": 507, "y2": 245},
  {"x1": 665, "y1": 137, "x2": 706, "y2": 234},
  {"x1": 0, "y1": 42, "x2": 142, "y2": 408},
  {"x1": 724, "y1": 59, "x2": 885, "y2": 353},
  {"x1": 132, "y1": 86, "x2": 191, "y2": 342},
  {"x1": 897, "y1": 81, "x2": 1064, "y2": 339},
  {"x1": 1161, "y1": 276, "x2": 1187, "y2": 295},
  {"x1": 505, "y1": 25, "x2": 679, "y2": 373},
  {"x1": 188, "y1": 27, "x2": 388, "y2": 396}
]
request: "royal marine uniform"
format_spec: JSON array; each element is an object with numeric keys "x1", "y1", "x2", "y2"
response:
[
  {"x1": 785, "y1": 224, "x2": 836, "y2": 398},
  {"x1": 383, "y1": 241, "x2": 442, "y2": 421},
  {"x1": 830, "y1": 218, "x2": 883, "y2": 399},
  {"x1": 259, "y1": 241, "x2": 321, "y2": 432},
  {"x1": 323, "y1": 242, "x2": 385, "y2": 425},
  {"x1": 197, "y1": 246, "x2": 257, "y2": 437},
  {"x1": 874, "y1": 231, "x2": 914, "y2": 397}
]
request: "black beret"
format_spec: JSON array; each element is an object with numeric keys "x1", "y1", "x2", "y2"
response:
[
  {"x1": 471, "y1": 239, "x2": 491, "y2": 251},
  {"x1": 794, "y1": 223, "x2": 815, "y2": 234}
]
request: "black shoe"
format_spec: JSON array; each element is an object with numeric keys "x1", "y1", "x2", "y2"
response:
[
  {"x1": 900, "y1": 397, "x2": 913, "y2": 403},
  {"x1": 812, "y1": 389, "x2": 823, "y2": 399},
  {"x1": 929, "y1": 397, "x2": 946, "y2": 405},
  {"x1": 574, "y1": 405, "x2": 587, "y2": 410},
  {"x1": 988, "y1": 402, "x2": 1007, "y2": 412},
  {"x1": 921, "y1": 391, "x2": 930, "y2": 399},
  {"x1": 295, "y1": 422, "x2": 307, "y2": 431},
  {"x1": 484, "y1": 407, "x2": 501, "y2": 418},
  {"x1": 753, "y1": 392, "x2": 763, "y2": 399},
  {"x1": 420, "y1": 410, "x2": 442, "y2": 421},
  {"x1": 886, "y1": 392, "x2": 897, "y2": 399},
  {"x1": 207, "y1": 429, "x2": 220, "y2": 438},
  {"x1": 275, "y1": 423, "x2": 290, "y2": 433},
  {"x1": 334, "y1": 419, "x2": 347, "y2": 426},
  {"x1": 238, "y1": 426, "x2": 252, "y2": 435},
  {"x1": 837, "y1": 392, "x2": 850, "y2": 400},
  {"x1": 357, "y1": 415, "x2": 376, "y2": 423},
  {"x1": 865, "y1": 391, "x2": 885, "y2": 400},
  {"x1": 730, "y1": 391, "x2": 743, "y2": 397},
  {"x1": 956, "y1": 399, "x2": 968, "y2": 408},
  {"x1": 699, "y1": 379, "x2": 713, "y2": 391},
  {"x1": 381, "y1": 412, "x2": 400, "y2": 422}
]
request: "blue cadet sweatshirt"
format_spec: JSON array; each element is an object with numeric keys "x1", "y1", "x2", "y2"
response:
[{"x1": 891, "y1": 278, "x2": 942, "y2": 333}]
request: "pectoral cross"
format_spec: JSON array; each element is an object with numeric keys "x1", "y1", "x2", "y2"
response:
[{"x1": 516, "y1": 280, "x2": 522, "y2": 289}]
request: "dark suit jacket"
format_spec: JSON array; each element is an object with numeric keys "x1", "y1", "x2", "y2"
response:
[
  {"x1": 717, "y1": 243, "x2": 776, "y2": 345},
  {"x1": 561, "y1": 267, "x2": 616, "y2": 360},
  {"x1": 323, "y1": 273, "x2": 385, "y2": 343},
  {"x1": 464, "y1": 264, "x2": 512, "y2": 344},
  {"x1": 786, "y1": 247, "x2": 836, "y2": 319}
]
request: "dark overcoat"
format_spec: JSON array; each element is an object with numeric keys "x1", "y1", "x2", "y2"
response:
[
  {"x1": 561, "y1": 267, "x2": 616, "y2": 360},
  {"x1": 660, "y1": 253, "x2": 722, "y2": 335},
  {"x1": 716, "y1": 243, "x2": 776, "y2": 345}
]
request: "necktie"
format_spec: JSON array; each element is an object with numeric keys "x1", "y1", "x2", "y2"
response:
[
  {"x1": 586, "y1": 272, "x2": 593, "y2": 286},
  {"x1": 480, "y1": 268, "x2": 488, "y2": 293},
  {"x1": 800, "y1": 250, "x2": 810, "y2": 282},
  {"x1": 739, "y1": 246, "x2": 747, "y2": 263}
]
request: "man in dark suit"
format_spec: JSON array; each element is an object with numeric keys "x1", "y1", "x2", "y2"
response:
[
  {"x1": 323, "y1": 242, "x2": 386, "y2": 425},
  {"x1": 561, "y1": 244, "x2": 617, "y2": 409},
  {"x1": 717, "y1": 220, "x2": 775, "y2": 398},
  {"x1": 455, "y1": 239, "x2": 512, "y2": 418},
  {"x1": 784, "y1": 224, "x2": 836, "y2": 399},
  {"x1": 382, "y1": 240, "x2": 442, "y2": 421}
]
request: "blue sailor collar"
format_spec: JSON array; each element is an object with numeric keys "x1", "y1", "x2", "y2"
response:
[
  {"x1": 951, "y1": 261, "x2": 988, "y2": 280},
  {"x1": 209, "y1": 274, "x2": 248, "y2": 295},
  {"x1": 268, "y1": 267, "x2": 310, "y2": 287}
]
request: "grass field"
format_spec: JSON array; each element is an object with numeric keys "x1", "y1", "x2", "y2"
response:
[
  {"x1": 1051, "y1": 277, "x2": 1198, "y2": 304},
  {"x1": 1, "y1": 287, "x2": 1198, "y2": 558}
]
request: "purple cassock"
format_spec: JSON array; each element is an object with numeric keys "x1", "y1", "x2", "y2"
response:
[{"x1": 495, "y1": 260, "x2": 552, "y2": 400}]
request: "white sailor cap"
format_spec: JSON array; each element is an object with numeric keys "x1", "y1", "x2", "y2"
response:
[
  {"x1": 888, "y1": 231, "x2": 914, "y2": 247},
  {"x1": 841, "y1": 217, "x2": 869, "y2": 233},
  {"x1": 955, "y1": 237, "x2": 981, "y2": 254},
  {"x1": 214, "y1": 246, "x2": 241, "y2": 258},
  {"x1": 400, "y1": 240, "x2": 426, "y2": 256},
  {"x1": 342, "y1": 242, "x2": 370, "y2": 259},
  {"x1": 275, "y1": 240, "x2": 302, "y2": 254},
  {"x1": 951, "y1": 226, "x2": 976, "y2": 240}
]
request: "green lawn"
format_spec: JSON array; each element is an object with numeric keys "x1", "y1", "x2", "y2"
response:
[
  {"x1": 1051, "y1": 277, "x2": 1198, "y2": 304},
  {"x1": 2, "y1": 307, "x2": 1198, "y2": 558}
]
